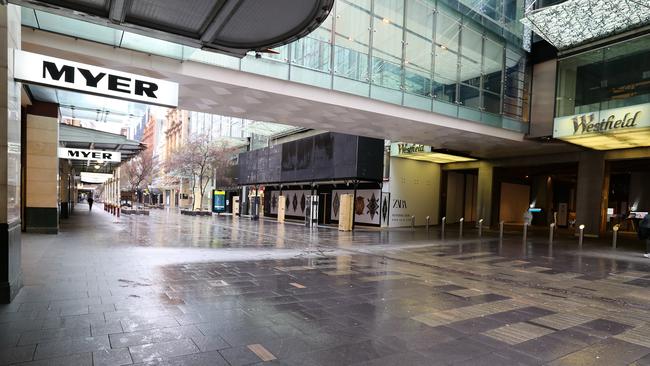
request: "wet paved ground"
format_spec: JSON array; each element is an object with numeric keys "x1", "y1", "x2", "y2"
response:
[{"x1": 3, "y1": 206, "x2": 650, "y2": 365}]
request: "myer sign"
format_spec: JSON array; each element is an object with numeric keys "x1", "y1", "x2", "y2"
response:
[
  {"x1": 59, "y1": 148, "x2": 121, "y2": 163},
  {"x1": 13, "y1": 50, "x2": 178, "y2": 107},
  {"x1": 554, "y1": 103, "x2": 649, "y2": 138}
]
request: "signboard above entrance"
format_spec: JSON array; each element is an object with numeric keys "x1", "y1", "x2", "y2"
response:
[
  {"x1": 58, "y1": 147, "x2": 121, "y2": 162},
  {"x1": 13, "y1": 50, "x2": 179, "y2": 107},
  {"x1": 553, "y1": 103, "x2": 650, "y2": 150},
  {"x1": 80, "y1": 172, "x2": 112, "y2": 184}
]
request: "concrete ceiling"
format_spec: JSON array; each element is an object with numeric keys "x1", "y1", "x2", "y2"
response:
[{"x1": 22, "y1": 29, "x2": 581, "y2": 160}]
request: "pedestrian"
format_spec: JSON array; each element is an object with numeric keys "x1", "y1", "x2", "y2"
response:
[
  {"x1": 639, "y1": 214, "x2": 650, "y2": 258},
  {"x1": 87, "y1": 195, "x2": 94, "y2": 211}
]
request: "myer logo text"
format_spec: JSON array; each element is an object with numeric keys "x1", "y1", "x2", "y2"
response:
[
  {"x1": 58, "y1": 148, "x2": 121, "y2": 163},
  {"x1": 42, "y1": 61, "x2": 159, "y2": 98},
  {"x1": 13, "y1": 50, "x2": 178, "y2": 107}
]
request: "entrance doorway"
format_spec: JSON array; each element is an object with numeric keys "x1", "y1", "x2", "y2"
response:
[{"x1": 606, "y1": 159, "x2": 650, "y2": 235}]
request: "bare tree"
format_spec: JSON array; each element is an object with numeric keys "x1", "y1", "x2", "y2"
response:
[
  {"x1": 122, "y1": 149, "x2": 156, "y2": 202},
  {"x1": 165, "y1": 134, "x2": 238, "y2": 210}
]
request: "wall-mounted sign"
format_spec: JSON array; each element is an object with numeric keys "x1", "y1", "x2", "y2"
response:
[
  {"x1": 58, "y1": 147, "x2": 121, "y2": 162},
  {"x1": 390, "y1": 143, "x2": 432, "y2": 156},
  {"x1": 553, "y1": 103, "x2": 649, "y2": 138},
  {"x1": 13, "y1": 50, "x2": 179, "y2": 107},
  {"x1": 80, "y1": 172, "x2": 112, "y2": 184}
]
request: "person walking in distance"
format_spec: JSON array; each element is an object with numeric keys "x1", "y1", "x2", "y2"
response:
[
  {"x1": 640, "y1": 214, "x2": 650, "y2": 258},
  {"x1": 87, "y1": 195, "x2": 94, "y2": 211}
]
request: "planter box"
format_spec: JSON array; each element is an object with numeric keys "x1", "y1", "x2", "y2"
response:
[
  {"x1": 180, "y1": 210, "x2": 212, "y2": 216},
  {"x1": 122, "y1": 209, "x2": 150, "y2": 215}
]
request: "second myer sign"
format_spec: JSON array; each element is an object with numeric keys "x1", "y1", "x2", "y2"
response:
[
  {"x1": 59, "y1": 148, "x2": 121, "y2": 163},
  {"x1": 13, "y1": 50, "x2": 178, "y2": 107}
]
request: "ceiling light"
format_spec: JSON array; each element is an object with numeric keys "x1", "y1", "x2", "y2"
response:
[
  {"x1": 382, "y1": 17, "x2": 390, "y2": 24},
  {"x1": 94, "y1": 164, "x2": 101, "y2": 170}
]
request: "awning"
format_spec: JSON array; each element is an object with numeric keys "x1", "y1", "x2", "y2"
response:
[
  {"x1": 521, "y1": 0, "x2": 650, "y2": 50},
  {"x1": 59, "y1": 123, "x2": 145, "y2": 173}
]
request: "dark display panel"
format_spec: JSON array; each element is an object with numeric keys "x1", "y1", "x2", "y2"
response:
[{"x1": 238, "y1": 132, "x2": 383, "y2": 185}]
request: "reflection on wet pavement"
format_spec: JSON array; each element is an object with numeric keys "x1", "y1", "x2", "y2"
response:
[{"x1": 2, "y1": 206, "x2": 650, "y2": 365}]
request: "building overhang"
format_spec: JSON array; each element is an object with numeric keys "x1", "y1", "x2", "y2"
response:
[
  {"x1": 553, "y1": 103, "x2": 650, "y2": 150},
  {"x1": 59, "y1": 123, "x2": 145, "y2": 173},
  {"x1": 9, "y1": 0, "x2": 334, "y2": 57},
  {"x1": 521, "y1": 0, "x2": 650, "y2": 50}
]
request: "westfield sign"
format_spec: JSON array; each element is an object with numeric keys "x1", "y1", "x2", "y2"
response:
[
  {"x1": 13, "y1": 50, "x2": 178, "y2": 107},
  {"x1": 554, "y1": 104, "x2": 649, "y2": 139},
  {"x1": 570, "y1": 111, "x2": 640, "y2": 135}
]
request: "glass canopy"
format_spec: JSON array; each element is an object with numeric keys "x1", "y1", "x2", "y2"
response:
[{"x1": 521, "y1": 0, "x2": 650, "y2": 50}]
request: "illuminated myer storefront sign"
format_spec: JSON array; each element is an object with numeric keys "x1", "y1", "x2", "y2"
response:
[
  {"x1": 13, "y1": 50, "x2": 179, "y2": 107},
  {"x1": 553, "y1": 104, "x2": 650, "y2": 150}
]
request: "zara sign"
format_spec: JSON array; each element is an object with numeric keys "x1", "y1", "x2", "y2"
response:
[
  {"x1": 58, "y1": 147, "x2": 121, "y2": 163},
  {"x1": 13, "y1": 50, "x2": 178, "y2": 107}
]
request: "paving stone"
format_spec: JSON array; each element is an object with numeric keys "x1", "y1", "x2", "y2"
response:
[
  {"x1": 16, "y1": 352, "x2": 92, "y2": 366},
  {"x1": 18, "y1": 326, "x2": 91, "y2": 346},
  {"x1": 548, "y1": 338, "x2": 650, "y2": 366},
  {"x1": 483, "y1": 322, "x2": 554, "y2": 345},
  {"x1": 92, "y1": 348, "x2": 132, "y2": 366},
  {"x1": 0, "y1": 345, "x2": 35, "y2": 364},
  {"x1": 33, "y1": 336, "x2": 110, "y2": 360},
  {"x1": 129, "y1": 338, "x2": 199, "y2": 363}
]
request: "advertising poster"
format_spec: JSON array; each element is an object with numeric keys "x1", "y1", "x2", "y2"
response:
[
  {"x1": 269, "y1": 191, "x2": 279, "y2": 215},
  {"x1": 331, "y1": 189, "x2": 381, "y2": 225},
  {"x1": 212, "y1": 190, "x2": 226, "y2": 213},
  {"x1": 279, "y1": 190, "x2": 311, "y2": 217}
]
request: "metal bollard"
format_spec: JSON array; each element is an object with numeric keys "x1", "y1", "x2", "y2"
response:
[
  {"x1": 478, "y1": 219, "x2": 484, "y2": 238},
  {"x1": 549, "y1": 223, "x2": 555, "y2": 244},
  {"x1": 613, "y1": 224, "x2": 619, "y2": 249},
  {"x1": 441, "y1": 217, "x2": 446, "y2": 238},
  {"x1": 426, "y1": 216, "x2": 431, "y2": 232},
  {"x1": 117, "y1": 207, "x2": 120, "y2": 218},
  {"x1": 578, "y1": 224, "x2": 585, "y2": 248},
  {"x1": 522, "y1": 223, "x2": 528, "y2": 244},
  {"x1": 459, "y1": 217, "x2": 464, "y2": 238},
  {"x1": 499, "y1": 221, "x2": 504, "y2": 240},
  {"x1": 411, "y1": 215, "x2": 415, "y2": 230}
]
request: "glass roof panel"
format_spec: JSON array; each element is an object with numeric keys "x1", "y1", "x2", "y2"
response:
[
  {"x1": 34, "y1": 10, "x2": 122, "y2": 46},
  {"x1": 521, "y1": 0, "x2": 650, "y2": 50},
  {"x1": 120, "y1": 32, "x2": 184, "y2": 60},
  {"x1": 245, "y1": 121, "x2": 302, "y2": 137},
  {"x1": 21, "y1": 7, "x2": 38, "y2": 28}
]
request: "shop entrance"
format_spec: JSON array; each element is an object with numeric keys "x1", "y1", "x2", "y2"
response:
[
  {"x1": 441, "y1": 169, "x2": 478, "y2": 224},
  {"x1": 493, "y1": 163, "x2": 578, "y2": 228},
  {"x1": 606, "y1": 159, "x2": 650, "y2": 235}
]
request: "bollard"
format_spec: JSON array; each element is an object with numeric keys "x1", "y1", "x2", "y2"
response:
[
  {"x1": 441, "y1": 217, "x2": 446, "y2": 238},
  {"x1": 459, "y1": 217, "x2": 464, "y2": 238},
  {"x1": 411, "y1": 215, "x2": 415, "y2": 230},
  {"x1": 613, "y1": 224, "x2": 619, "y2": 249},
  {"x1": 522, "y1": 223, "x2": 528, "y2": 244},
  {"x1": 549, "y1": 223, "x2": 555, "y2": 244},
  {"x1": 578, "y1": 224, "x2": 585, "y2": 248},
  {"x1": 117, "y1": 207, "x2": 120, "y2": 218},
  {"x1": 499, "y1": 221, "x2": 504, "y2": 240},
  {"x1": 478, "y1": 219, "x2": 484, "y2": 238},
  {"x1": 426, "y1": 216, "x2": 431, "y2": 232}
]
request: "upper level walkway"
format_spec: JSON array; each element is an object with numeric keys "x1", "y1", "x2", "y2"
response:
[
  {"x1": 18, "y1": 29, "x2": 576, "y2": 160},
  {"x1": 2, "y1": 205, "x2": 650, "y2": 365}
]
